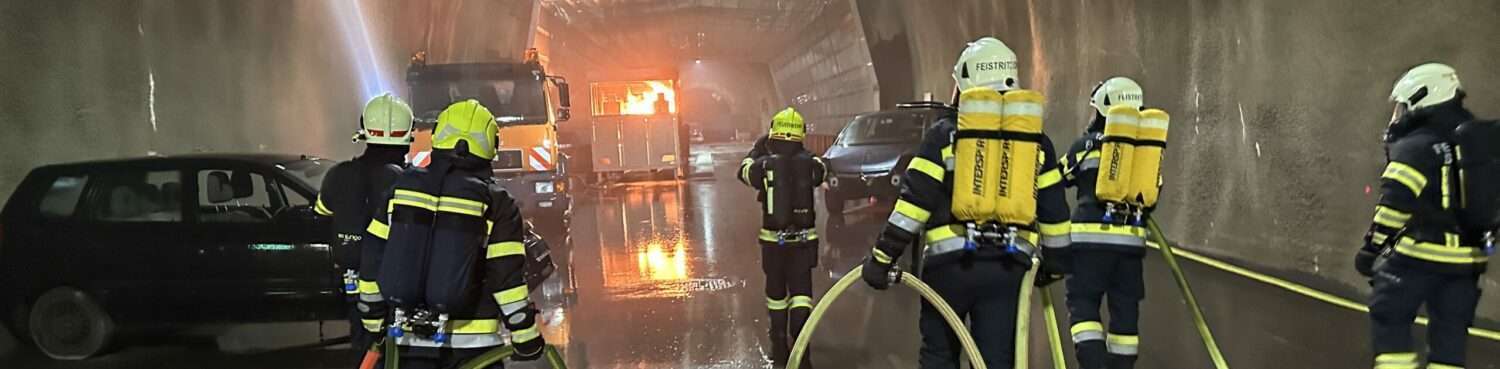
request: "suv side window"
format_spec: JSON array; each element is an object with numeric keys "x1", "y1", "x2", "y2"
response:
[
  {"x1": 195, "y1": 169, "x2": 288, "y2": 223},
  {"x1": 84, "y1": 170, "x2": 184, "y2": 222},
  {"x1": 38, "y1": 174, "x2": 89, "y2": 220}
]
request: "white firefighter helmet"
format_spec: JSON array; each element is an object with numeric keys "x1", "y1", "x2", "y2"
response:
[
  {"x1": 1089, "y1": 77, "x2": 1145, "y2": 117},
  {"x1": 1391, "y1": 63, "x2": 1462, "y2": 111},
  {"x1": 358, "y1": 93, "x2": 416, "y2": 146},
  {"x1": 951, "y1": 37, "x2": 1019, "y2": 91}
]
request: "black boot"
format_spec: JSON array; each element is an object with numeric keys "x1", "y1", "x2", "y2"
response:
[
  {"x1": 790, "y1": 307, "x2": 812, "y2": 369},
  {"x1": 1076, "y1": 341, "x2": 1107, "y2": 369},
  {"x1": 1107, "y1": 353, "x2": 1137, "y2": 369},
  {"x1": 770, "y1": 309, "x2": 789, "y2": 366}
]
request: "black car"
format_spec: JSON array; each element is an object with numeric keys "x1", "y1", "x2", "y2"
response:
[
  {"x1": 0, "y1": 154, "x2": 339, "y2": 360},
  {"x1": 822, "y1": 102, "x2": 952, "y2": 223}
]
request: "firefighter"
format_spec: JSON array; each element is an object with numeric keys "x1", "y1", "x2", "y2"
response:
[
  {"x1": 737, "y1": 107, "x2": 828, "y2": 367},
  {"x1": 315, "y1": 92, "x2": 412, "y2": 357},
  {"x1": 861, "y1": 36, "x2": 1073, "y2": 369},
  {"x1": 361, "y1": 99, "x2": 546, "y2": 368},
  {"x1": 1357, "y1": 63, "x2": 1483, "y2": 369},
  {"x1": 1059, "y1": 77, "x2": 1150, "y2": 369}
]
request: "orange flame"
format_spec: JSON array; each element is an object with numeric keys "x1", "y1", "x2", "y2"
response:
[{"x1": 619, "y1": 81, "x2": 676, "y2": 116}]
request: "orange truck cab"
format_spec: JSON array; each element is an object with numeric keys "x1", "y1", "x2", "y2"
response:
[{"x1": 405, "y1": 56, "x2": 574, "y2": 232}]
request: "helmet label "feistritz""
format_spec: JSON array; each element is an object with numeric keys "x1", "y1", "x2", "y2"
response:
[{"x1": 975, "y1": 61, "x2": 1017, "y2": 72}]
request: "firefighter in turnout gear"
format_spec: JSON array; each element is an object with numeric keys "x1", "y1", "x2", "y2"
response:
[
  {"x1": 1358, "y1": 63, "x2": 1486, "y2": 369},
  {"x1": 860, "y1": 37, "x2": 1073, "y2": 369},
  {"x1": 361, "y1": 99, "x2": 546, "y2": 368},
  {"x1": 1060, "y1": 76, "x2": 1174, "y2": 369},
  {"x1": 738, "y1": 107, "x2": 828, "y2": 367},
  {"x1": 315, "y1": 92, "x2": 412, "y2": 357}
]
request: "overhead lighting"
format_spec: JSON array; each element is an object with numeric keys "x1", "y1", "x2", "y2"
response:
[{"x1": 694, "y1": 59, "x2": 702, "y2": 64}]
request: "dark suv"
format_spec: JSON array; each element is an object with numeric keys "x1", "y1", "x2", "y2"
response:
[
  {"x1": 0, "y1": 154, "x2": 339, "y2": 360},
  {"x1": 822, "y1": 102, "x2": 951, "y2": 224}
]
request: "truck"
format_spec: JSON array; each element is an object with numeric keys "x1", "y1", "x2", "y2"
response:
[
  {"x1": 588, "y1": 78, "x2": 688, "y2": 182},
  {"x1": 405, "y1": 51, "x2": 575, "y2": 235}
]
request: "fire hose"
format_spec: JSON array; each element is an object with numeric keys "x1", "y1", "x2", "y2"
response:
[
  {"x1": 1147, "y1": 217, "x2": 1230, "y2": 369},
  {"x1": 787, "y1": 262, "x2": 1069, "y2": 369}
]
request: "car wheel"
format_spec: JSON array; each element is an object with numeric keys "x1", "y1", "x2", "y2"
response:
[{"x1": 28, "y1": 287, "x2": 114, "y2": 360}]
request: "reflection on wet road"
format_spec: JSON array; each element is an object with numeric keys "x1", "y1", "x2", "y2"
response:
[{"x1": 5, "y1": 143, "x2": 1500, "y2": 368}]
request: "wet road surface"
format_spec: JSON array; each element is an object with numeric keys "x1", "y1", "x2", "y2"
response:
[{"x1": 4, "y1": 142, "x2": 1500, "y2": 368}]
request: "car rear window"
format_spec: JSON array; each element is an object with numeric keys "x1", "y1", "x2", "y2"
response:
[
  {"x1": 837, "y1": 114, "x2": 926, "y2": 146},
  {"x1": 38, "y1": 174, "x2": 88, "y2": 219},
  {"x1": 85, "y1": 170, "x2": 184, "y2": 222}
]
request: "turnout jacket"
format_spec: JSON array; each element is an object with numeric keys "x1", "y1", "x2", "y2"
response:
[
  {"x1": 868, "y1": 109, "x2": 1073, "y2": 271},
  {"x1": 1367, "y1": 100, "x2": 1486, "y2": 275}
]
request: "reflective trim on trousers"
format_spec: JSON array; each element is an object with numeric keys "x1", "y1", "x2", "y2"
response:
[
  {"x1": 789, "y1": 295, "x2": 813, "y2": 310},
  {"x1": 1071, "y1": 321, "x2": 1104, "y2": 343},
  {"x1": 1374, "y1": 352, "x2": 1418, "y2": 369},
  {"x1": 767, "y1": 296, "x2": 789, "y2": 311},
  {"x1": 1106, "y1": 334, "x2": 1139, "y2": 355}
]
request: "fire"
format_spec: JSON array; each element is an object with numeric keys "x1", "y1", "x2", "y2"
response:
[{"x1": 619, "y1": 81, "x2": 676, "y2": 115}]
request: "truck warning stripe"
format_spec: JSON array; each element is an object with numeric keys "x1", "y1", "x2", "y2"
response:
[{"x1": 529, "y1": 146, "x2": 552, "y2": 171}]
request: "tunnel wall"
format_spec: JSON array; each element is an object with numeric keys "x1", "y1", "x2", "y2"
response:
[
  {"x1": 768, "y1": 0, "x2": 878, "y2": 136},
  {"x1": 853, "y1": 0, "x2": 1500, "y2": 319},
  {"x1": 0, "y1": 0, "x2": 541, "y2": 204}
]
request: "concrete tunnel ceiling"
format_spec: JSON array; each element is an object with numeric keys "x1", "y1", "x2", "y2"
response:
[{"x1": 541, "y1": 0, "x2": 833, "y2": 67}]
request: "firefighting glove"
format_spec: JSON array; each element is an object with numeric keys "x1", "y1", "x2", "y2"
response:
[
  {"x1": 1355, "y1": 233, "x2": 1382, "y2": 278},
  {"x1": 862, "y1": 256, "x2": 898, "y2": 291}
]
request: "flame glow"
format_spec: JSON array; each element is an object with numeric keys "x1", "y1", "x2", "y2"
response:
[{"x1": 619, "y1": 81, "x2": 677, "y2": 116}]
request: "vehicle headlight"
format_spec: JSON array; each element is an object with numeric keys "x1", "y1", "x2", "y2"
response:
[{"x1": 535, "y1": 181, "x2": 555, "y2": 194}]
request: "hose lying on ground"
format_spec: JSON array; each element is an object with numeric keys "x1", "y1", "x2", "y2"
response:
[
  {"x1": 788, "y1": 264, "x2": 989, "y2": 369},
  {"x1": 1148, "y1": 217, "x2": 1230, "y2": 369}
]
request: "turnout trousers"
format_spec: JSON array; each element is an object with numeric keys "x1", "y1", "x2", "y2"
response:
[
  {"x1": 918, "y1": 259, "x2": 1028, "y2": 369},
  {"x1": 1065, "y1": 248, "x2": 1145, "y2": 369},
  {"x1": 1369, "y1": 262, "x2": 1480, "y2": 369},
  {"x1": 762, "y1": 240, "x2": 818, "y2": 367}
]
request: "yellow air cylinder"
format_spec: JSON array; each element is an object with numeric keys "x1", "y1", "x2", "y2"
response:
[
  {"x1": 1131, "y1": 109, "x2": 1170, "y2": 207},
  {"x1": 951, "y1": 88, "x2": 1006, "y2": 222},
  {"x1": 1094, "y1": 105, "x2": 1140, "y2": 204},
  {"x1": 994, "y1": 89, "x2": 1045, "y2": 226}
]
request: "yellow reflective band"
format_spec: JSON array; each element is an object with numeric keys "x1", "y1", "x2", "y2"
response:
[
  {"x1": 1394, "y1": 237, "x2": 1488, "y2": 264},
  {"x1": 510, "y1": 325, "x2": 542, "y2": 343},
  {"x1": 872, "y1": 248, "x2": 893, "y2": 264},
  {"x1": 789, "y1": 295, "x2": 814, "y2": 309},
  {"x1": 1382, "y1": 161, "x2": 1428, "y2": 195},
  {"x1": 1427, "y1": 363, "x2": 1464, "y2": 369},
  {"x1": 1037, "y1": 167, "x2": 1063, "y2": 189},
  {"x1": 391, "y1": 198, "x2": 438, "y2": 211},
  {"x1": 894, "y1": 199, "x2": 932, "y2": 223},
  {"x1": 315, "y1": 197, "x2": 333, "y2": 216},
  {"x1": 362, "y1": 319, "x2": 384, "y2": 333},
  {"x1": 759, "y1": 229, "x2": 778, "y2": 242},
  {"x1": 1106, "y1": 334, "x2": 1139, "y2": 346},
  {"x1": 767, "y1": 296, "x2": 789, "y2": 310},
  {"x1": 367, "y1": 220, "x2": 390, "y2": 239},
  {"x1": 450, "y1": 319, "x2": 499, "y2": 334},
  {"x1": 1442, "y1": 165, "x2": 1453, "y2": 209},
  {"x1": 941, "y1": 145, "x2": 954, "y2": 161},
  {"x1": 357, "y1": 280, "x2": 381, "y2": 294},
  {"x1": 494, "y1": 285, "x2": 530, "y2": 305},
  {"x1": 907, "y1": 157, "x2": 945, "y2": 181},
  {"x1": 487, "y1": 241, "x2": 526, "y2": 259},
  {"x1": 1375, "y1": 353, "x2": 1417, "y2": 363},
  {"x1": 1039, "y1": 221, "x2": 1071, "y2": 237},
  {"x1": 394, "y1": 189, "x2": 437, "y2": 202},
  {"x1": 1373, "y1": 206, "x2": 1411, "y2": 229},
  {"x1": 1070, "y1": 321, "x2": 1104, "y2": 336},
  {"x1": 1372, "y1": 232, "x2": 1390, "y2": 245},
  {"x1": 437, "y1": 196, "x2": 487, "y2": 217},
  {"x1": 740, "y1": 158, "x2": 754, "y2": 182},
  {"x1": 1071, "y1": 223, "x2": 1144, "y2": 236},
  {"x1": 925, "y1": 225, "x2": 963, "y2": 244}
]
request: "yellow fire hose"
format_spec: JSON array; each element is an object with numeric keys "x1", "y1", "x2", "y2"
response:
[
  {"x1": 1147, "y1": 218, "x2": 1230, "y2": 369},
  {"x1": 1039, "y1": 286, "x2": 1067, "y2": 369},
  {"x1": 789, "y1": 262, "x2": 1068, "y2": 369},
  {"x1": 787, "y1": 264, "x2": 988, "y2": 369}
]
